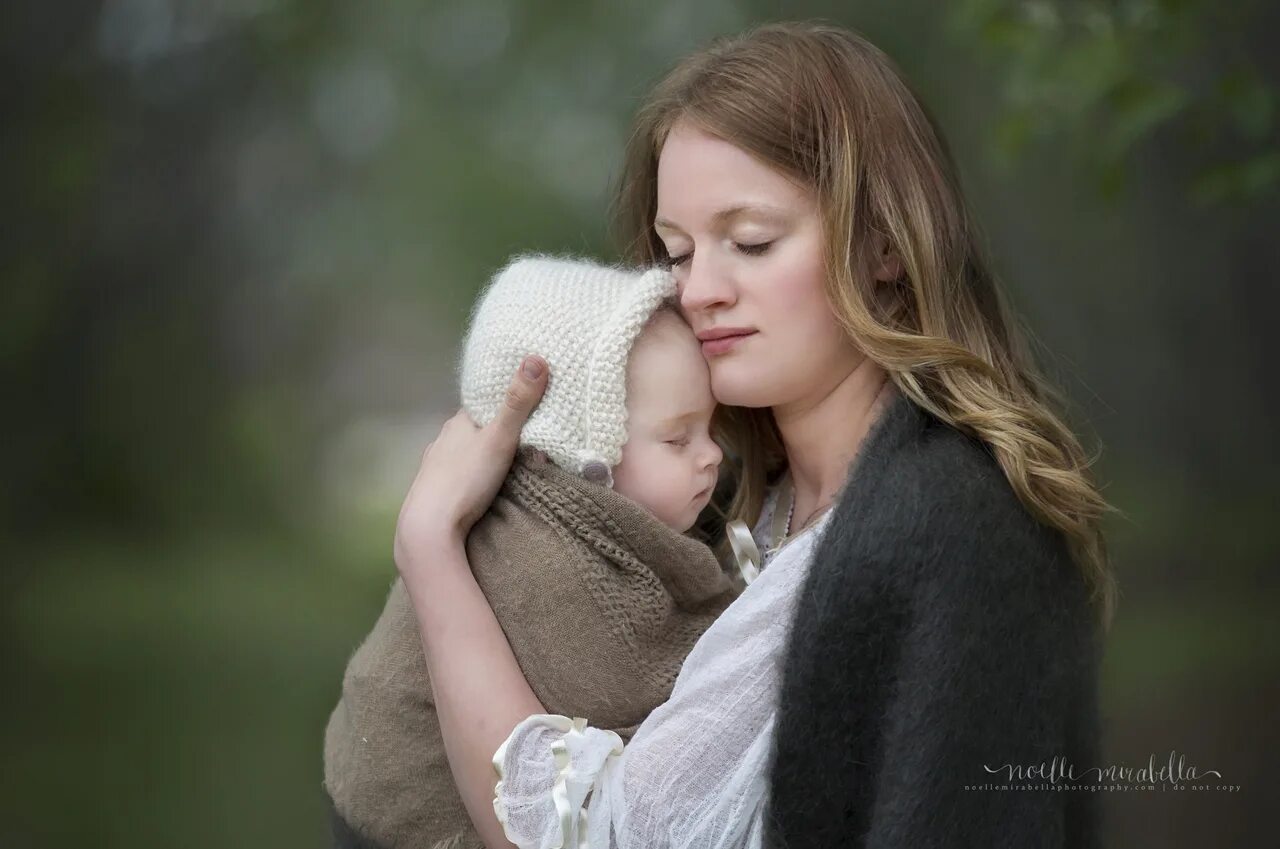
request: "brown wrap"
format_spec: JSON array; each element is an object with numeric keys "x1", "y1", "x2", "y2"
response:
[{"x1": 323, "y1": 449, "x2": 736, "y2": 848}]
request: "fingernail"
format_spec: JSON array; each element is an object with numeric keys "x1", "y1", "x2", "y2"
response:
[{"x1": 521, "y1": 357, "x2": 544, "y2": 379}]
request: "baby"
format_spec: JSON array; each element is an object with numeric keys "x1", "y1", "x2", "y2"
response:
[
  {"x1": 463, "y1": 256, "x2": 724, "y2": 531},
  {"x1": 323, "y1": 255, "x2": 739, "y2": 849}
]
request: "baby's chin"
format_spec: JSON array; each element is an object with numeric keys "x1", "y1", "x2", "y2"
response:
[
  {"x1": 648, "y1": 507, "x2": 695, "y2": 534},
  {"x1": 626, "y1": 496, "x2": 696, "y2": 534},
  {"x1": 671, "y1": 515, "x2": 697, "y2": 534},
  {"x1": 671, "y1": 502, "x2": 706, "y2": 534}
]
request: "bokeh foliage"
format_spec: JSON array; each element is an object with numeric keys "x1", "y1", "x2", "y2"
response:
[
  {"x1": 951, "y1": 0, "x2": 1279, "y2": 202},
  {"x1": 2, "y1": 2, "x2": 1274, "y2": 847}
]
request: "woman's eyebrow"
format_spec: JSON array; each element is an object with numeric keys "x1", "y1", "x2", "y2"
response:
[{"x1": 655, "y1": 203, "x2": 790, "y2": 231}]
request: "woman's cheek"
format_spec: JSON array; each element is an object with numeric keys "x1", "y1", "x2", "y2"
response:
[{"x1": 762, "y1": 253, "x2": 820, "y2": 312}]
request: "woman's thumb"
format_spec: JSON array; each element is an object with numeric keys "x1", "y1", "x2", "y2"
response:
[{"x1": 492, "y1": 355, "x2": 548, "y2": 444}]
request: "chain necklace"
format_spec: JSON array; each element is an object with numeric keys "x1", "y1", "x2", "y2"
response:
[
  {"x1": 727, "y1": 472, "x2": 836, "y2": 587},
  {"x1": 765, "y1": 472, "x2": 834, "y2": 562}
]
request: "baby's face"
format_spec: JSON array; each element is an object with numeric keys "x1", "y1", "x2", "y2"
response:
[{"x1": 612, "y1": 311, "x2": 723, "y2": 532}]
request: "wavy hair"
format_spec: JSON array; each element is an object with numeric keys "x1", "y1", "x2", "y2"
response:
[{"x1": 611, "y1": 21, "x2": 1117, "y2": 625}]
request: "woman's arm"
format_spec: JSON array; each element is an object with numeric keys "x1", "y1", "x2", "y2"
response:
[
  {"x1": 404, "y1": 540, "x2": 545, "y2": 849},
  {"x1": 393, "y1": 356, "x2": 551, "y2": 849}
]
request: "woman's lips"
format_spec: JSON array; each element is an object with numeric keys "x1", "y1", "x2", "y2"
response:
[{"x1": 701, "y1": 331, "x2": 755, "y2": 356}]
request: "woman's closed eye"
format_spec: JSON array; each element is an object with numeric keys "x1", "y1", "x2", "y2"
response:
[
  {"x1": 664, "y1": 251, "x2": 691, "y2": 270},
  {"x1": 663, "y1": 240, "x2": 774, "y2": 269},
  {"x1": 734, "y1": 240, "x2": 773, "y2": 257}
]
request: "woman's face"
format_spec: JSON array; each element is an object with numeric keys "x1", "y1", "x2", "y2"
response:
[{"x1": 653, "y1": 120, "x2": 863, "y2": 410}]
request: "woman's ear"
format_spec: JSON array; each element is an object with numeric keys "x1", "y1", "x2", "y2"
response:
[
  {"x1": 867, "y1": 231, "x2": 909, "y2": 325},
  {"x1": 870, "y1": 231, "x2": 904, "y2": 283}
]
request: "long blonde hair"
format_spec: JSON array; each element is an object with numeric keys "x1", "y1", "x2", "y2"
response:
[{"x1": 611, "y1": 21, "x2": 1117, "y2": 625}]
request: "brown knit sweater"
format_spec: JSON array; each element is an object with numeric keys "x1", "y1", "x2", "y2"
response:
[{"x1": 323, "y1": 449, "x2": 737, "y2": 849}]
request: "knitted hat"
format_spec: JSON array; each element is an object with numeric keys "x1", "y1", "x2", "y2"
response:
[{"x1": 459, "y1": 254, "x2": 677, "y2": 487}]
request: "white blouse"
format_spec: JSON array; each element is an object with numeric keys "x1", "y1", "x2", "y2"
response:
[{"x1": 491, "y1": 486, "x2": 833, "y2": 849}]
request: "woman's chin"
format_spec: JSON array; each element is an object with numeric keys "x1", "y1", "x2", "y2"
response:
[{"x1": 709, "y1": 367, "x2": 779, "y2": 409}]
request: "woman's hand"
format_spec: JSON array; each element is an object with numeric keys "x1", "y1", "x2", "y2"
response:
[{"x1": 394, "y1": 355, "x2": 549, "y2": 579}]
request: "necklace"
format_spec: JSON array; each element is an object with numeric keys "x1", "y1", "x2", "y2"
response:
[
  {"x1": 766, "y1": 474, "x2": 794, "y2": 559},
  {"x1": 728, "y1": 472, "x2": 834, "y2": 587},
  {"x1": 768, "y1": 472, "x2": 834, "y2": 558}
]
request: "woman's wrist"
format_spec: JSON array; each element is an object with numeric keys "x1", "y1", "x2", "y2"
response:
[{"x1": 394, "y1": 522, "x2": 468, "y2": 589}]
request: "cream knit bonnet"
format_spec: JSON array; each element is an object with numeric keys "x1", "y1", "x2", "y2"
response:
[{"x1": 459, "y1": 254, "x2": 677, "y2": 487}]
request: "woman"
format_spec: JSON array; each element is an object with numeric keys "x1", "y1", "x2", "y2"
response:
[{"x1": 393, "y1": 22, "x2": 1112, "y2": 849}]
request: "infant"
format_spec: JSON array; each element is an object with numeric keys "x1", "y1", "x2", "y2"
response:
[
  {"x1": 535, "y1": 300, "x2": 722, "y2": 531},
  {"x1": 323, "y1": 255, "x2": 738, "y2": 849},
  {"x1": 458, "y1": 255, "x2": 723, "y2": 529}
]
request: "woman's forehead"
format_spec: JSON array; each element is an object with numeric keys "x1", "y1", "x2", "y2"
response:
[
  {"x1": 655, "y1": 125, "x2": 810, "y2": 226},
  {"x1": 658, "y1": 126, "x2": 779, "y2": 191}
]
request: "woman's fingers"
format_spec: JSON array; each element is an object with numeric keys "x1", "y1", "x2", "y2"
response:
[
  {"x1": 394, "y1": 356, "x2": 550, "y2": 563},
  {"x1": 490, "y1": 355, "x2": 549, "y2": 452}
]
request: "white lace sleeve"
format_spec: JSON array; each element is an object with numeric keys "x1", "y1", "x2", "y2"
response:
[
  {"x1": 491, "y1": 494, "x2": 830, "y2": 849},
  {"x1": 493, "y1": 715, "x2": 624, "y2": 849}
]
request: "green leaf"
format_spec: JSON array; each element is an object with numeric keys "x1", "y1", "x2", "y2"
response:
[
  {"x1": 1189, "y1": 148, "x2": 1280, "y2": 204},
  {"x1": 1240, "y1": 148, "x2": 1280, "y2": 193},
  {"x1": 1098, "y1": 157, "x2": 1128, "y2": 200},
  {"x1": 1218, "y1": 69, "x2": 1274, "y2": 142},
  {"x1": 993, "y1": 110, "x2": 1037, "y2": 161},
  {"x1": 1101, "y1": 78, "x2": 1189, "y2": 161}
]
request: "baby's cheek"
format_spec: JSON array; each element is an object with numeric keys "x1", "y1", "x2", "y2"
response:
[
  {"x1": 615, "y1": 450, "x2": 688, "y2": 529},
  {"x1": 612, "y1": 443, "x2": 659, "y2": 498}
]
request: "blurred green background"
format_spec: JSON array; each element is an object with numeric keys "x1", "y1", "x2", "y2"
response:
[{"x1": 3, "y1": 1, "x2": 1276, "y2": 846}]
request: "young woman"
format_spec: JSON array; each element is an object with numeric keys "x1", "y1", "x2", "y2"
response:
[{"x1": 391, "y1": 22, "x2": 1113, "y2": 849}]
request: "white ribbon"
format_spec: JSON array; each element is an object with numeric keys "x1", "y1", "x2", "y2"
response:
[{"x1": 726, "y1": 519, "x2": 762, "y2": 586}]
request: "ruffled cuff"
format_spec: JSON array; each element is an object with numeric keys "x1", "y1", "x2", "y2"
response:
[{"x1": 492, "y1": 714, "x2": 624, "y2": 849}]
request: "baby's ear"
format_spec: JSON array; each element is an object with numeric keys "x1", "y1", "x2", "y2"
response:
[{"x1": 532, "y1": 449, "x2": 549, "y2": 463}]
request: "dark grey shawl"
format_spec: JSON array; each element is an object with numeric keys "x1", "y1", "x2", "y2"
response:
[{"x1": 766, "y1": 391, "x2": 1104, "y2": 848}]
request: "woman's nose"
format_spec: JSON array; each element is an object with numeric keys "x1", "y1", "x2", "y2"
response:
[{"x1": 678, "y1": 253, "x2": 735, "y2": 314}]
